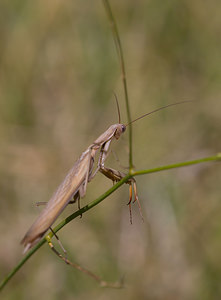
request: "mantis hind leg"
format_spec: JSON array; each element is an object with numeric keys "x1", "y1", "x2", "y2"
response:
[
  {"x1": 49, "y1": 227, "x2": 67, "y2": 261},
  {"x1": 45, "y1": 230, "x2": 123, "y2": 288}
]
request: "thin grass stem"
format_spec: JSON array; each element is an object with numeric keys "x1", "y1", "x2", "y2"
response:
[{"x1": 102, "y1": 0, "x2": 133, "y2": 170}]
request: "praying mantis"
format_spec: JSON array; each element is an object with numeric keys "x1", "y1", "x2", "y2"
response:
[
  {"x1": 21, "y1": 101, "x2": 190, "y2": 253},
  {"x1": 21, "y1": 112, "x2": 134, "y2": 252}
]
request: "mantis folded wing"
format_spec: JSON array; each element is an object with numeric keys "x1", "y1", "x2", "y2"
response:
[{"x1": 21, "y1": 123, "x2": 138, "y2": 252}]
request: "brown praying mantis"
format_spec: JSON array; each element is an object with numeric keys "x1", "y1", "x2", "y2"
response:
[{"x1": 21, "y1": 101, "x2": 190, "y2": 254}]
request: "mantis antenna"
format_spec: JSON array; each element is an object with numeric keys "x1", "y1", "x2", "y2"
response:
[
  {"x1": 126, "y1": 100, "x2": 193, "y2": 126},
  {"x1": 113, "y1": 92, "x2": 121, "y2": 124}
]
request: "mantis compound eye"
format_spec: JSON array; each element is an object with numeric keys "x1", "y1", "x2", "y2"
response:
[{"x1": 121, "y1": 124, "x2": 126, "y2": 133}]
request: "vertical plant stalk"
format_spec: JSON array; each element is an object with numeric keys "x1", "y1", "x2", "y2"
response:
[{"x1": 103, "y1": 0, "x2": 133, "y2": 171}]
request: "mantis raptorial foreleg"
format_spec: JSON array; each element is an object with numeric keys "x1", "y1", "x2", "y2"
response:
[
  {"x1": 95, "y1": 138, "x2": 144, "y2": 223},
  {"x1": 100, "y1": 165, "x2": 143, "y2": 223}
]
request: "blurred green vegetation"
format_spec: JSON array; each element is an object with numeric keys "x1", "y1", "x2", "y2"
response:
[{"x1": 0, "y1": 0, "x2": 221, "y2": 299}]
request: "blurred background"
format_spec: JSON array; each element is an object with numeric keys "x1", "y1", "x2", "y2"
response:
[{"x1": 0, "y1": 0, "x2": 221, "y2": 299}]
